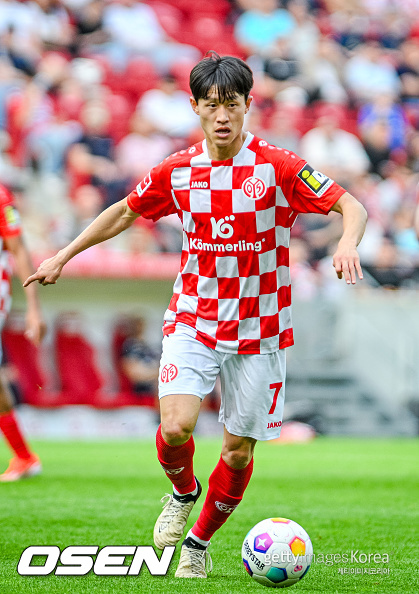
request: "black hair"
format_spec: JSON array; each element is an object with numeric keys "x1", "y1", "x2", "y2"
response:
[{"x1": 189, "y1": 51, "x2": 253, "y2": 103}]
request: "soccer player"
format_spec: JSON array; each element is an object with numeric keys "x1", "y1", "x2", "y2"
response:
[
  {"x1": 0, "y1": 183, "x2": 45, "y2": 482},
  {"x1": 24, "y1": 52, "x2": 367, "y2": 576}
]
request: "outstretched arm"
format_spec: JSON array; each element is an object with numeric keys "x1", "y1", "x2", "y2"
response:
[
  {"x1": 5, "y1": 234, "x2": 46, "y2": 345},
  {"x1": 330, "y1": 191, "x2": 368, "y2": 284},
  {"x1": 24, "y1": 198, "x2": 140, "y2": 287}
]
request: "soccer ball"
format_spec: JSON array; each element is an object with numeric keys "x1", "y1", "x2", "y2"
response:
[{"x1": 242, "y1": 517, "x2": 313, "y2": 588}]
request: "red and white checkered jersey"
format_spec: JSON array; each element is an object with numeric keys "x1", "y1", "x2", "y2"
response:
[
  {"x1": 0, "y1": 184, "x2": 21, "y2": 317},
  {"x1": 127, "y1": 133, "x2": 346, "y2": 354}
]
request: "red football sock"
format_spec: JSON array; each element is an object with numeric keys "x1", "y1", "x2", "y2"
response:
[
  {"x1": 156, "y1": 424, "x2": 196, "y2": 494},
  {"x1": 0, "y1": 410, "x2": 32, "y2": 460},
  {"x1": 191, "y1": 456, "x2": 254, "y2": 542}
]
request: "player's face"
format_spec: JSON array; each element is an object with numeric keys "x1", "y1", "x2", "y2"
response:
[{"x1": 190, "y1": 89, "x2": 252, "y2": 160}]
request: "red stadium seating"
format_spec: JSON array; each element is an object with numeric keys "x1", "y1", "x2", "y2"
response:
[
  {"x1": 54, "y1": 317, "x2": 104, "y2": 405},
  {"x1": 2, "y1": 317, "x2": 64, "y2": 407},
  {"x1": 294, "y1": 102, "x2": 360, "y2": 138},
  {"x1": 2, "y1": 312, "x2": 156, "y2": 409},
  {"x1": 152, "y1": 2, "x2": 185, "y2": 41},
  {"x1": 156, "y1": 0, "x2": 230, "y2": 20},
  {"x1": 2, "y1": 326, "x2": 46, "y2": 404},
  {"x1": 170, "y1": 59, "x2": 194, "y2": 93},
  {"x1": 119, "y1": 57, "x2": 161, "y2": 105},
  {"x1": 105, "y1": 93, "x2": 132, "y2": 143},
  {"x1": 183, "y1": 16, "x2": 242, "y2": 57}
]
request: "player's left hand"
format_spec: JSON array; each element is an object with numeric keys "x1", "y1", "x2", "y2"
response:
[
  {"x1": 332, "y1": 242, "x2": 363, "y2": 284},
  {"x1": 24, "y1": 309, "x2": 47, "y2": 346}
]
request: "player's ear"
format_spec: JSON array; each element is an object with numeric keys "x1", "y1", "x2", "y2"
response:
[
  {"x1": 245, "y1": 95, "x2": 253, "y2": 114},
  {"x1": 190, "y1": 96, "x2": 199, "y2": 114}
]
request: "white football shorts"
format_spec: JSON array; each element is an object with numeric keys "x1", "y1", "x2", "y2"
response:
[{"x1": 158, "y1": 329, "x2": 286, "y2": 441}]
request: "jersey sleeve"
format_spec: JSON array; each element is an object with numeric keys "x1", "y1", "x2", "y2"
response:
[
  {"x1": 126, "y1": 160, "x2": 177, "y2": 221},
  {"x1": 0, "y1": 185, "x2": 21, "y2": 238},
  {"x1": 278, "y1": 153, "x2": 346, "y2": 214}
]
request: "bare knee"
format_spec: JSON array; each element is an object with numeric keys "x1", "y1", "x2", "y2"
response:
[
  {"x1": 222, "y1": 444, "x2": 254, "y2": 469},
  {"x1": 161, "y1": 421, "x2": 194, "y2": 446},
  {"x1": 222, "y1": 430, "x2": 256, "y2": 469},
  {"x1": 0, "y1": 402, "x2": 12, "y2": 414}
]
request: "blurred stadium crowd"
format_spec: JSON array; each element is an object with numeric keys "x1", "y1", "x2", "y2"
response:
[{"x1": 1, "y1": 0, "x2": 419, "y2": 293}]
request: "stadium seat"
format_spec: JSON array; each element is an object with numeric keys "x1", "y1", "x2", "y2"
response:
[
  {"x1": 2, "y1": 325, "x2": 45, "y2": 405},
  {"x1": 170, "y1": 59, "x2": 194, "y2": 93},
  {"x1": 54, "y1": 314, "x2": 104, "y2": 405},
  {"x1": 1, "y1": 314, "x2": 63, "y2": 407},
  {"x1": 119, "y1": 57, "x2": 161, "y2": 105},
  {"x1": 312, "y1": 102, "x2": 360, "y2": 136},
  {"x1": 3, "y1": 311, "x2": 156, "y2": 410},
  {"x1": 88, "y1": 54, "x2": 122, "y2": 95},
  {"x1": 105, "y1": 93, "x2": 132, "y2": 143},
  {"x1": 169, "y1": 0, "x2": 230, "y2": 19},
  {"x1": 184, "y1": 16, "x2": 237, "y2": 56},
  {"x1": 152, "y1": 2, "x2": 185, "y2": 41}
]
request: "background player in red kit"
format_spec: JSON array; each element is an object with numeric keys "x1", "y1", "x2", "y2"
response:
[
  {"x1": 24, "y1": 53, "x2": 367, "y2": 576},
  {"x1": 0, "y1": 184, "x2": 45, "y2": 482}
]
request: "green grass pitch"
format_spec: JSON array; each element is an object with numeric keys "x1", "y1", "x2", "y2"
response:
[{"x1": 0, "y1": 437, "x2": 417, "y2": 594}]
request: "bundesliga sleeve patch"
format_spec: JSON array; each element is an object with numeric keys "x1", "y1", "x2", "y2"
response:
[
  {"x1": 297, "y1": 165, "x2": 333, "y2": 197},
  {"x1": 4, "y1": 205, "x2": 20, "y2": 228}
]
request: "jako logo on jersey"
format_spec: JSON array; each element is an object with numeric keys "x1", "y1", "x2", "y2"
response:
[
  {"x1": 191, "y1": 181, "x2": 208, "y2": 189},
  {"x1": 267, "y1": 421, "x2": 282, "y2": 429},
  {"x1": 163, "y1": 466, "x2": 184, "y2": 475},
  {"x1": 242, "y1": 176, "x2": 267, "y2": 200},
  {"x1": 215, "y1": 501, "x2": 239, "y2": 514},
  {"x1": 136, "y1": 172, "x2": 152, "y2": 197},
  {"x1": 17, "y1": 545, "x2": 175, "y2": 576},
  {"x1": 210, "y1": 216, "x2": 235, "y2": 239},
  {"x1": 160, "y1": 364, "x2": 178, "y2": 383}
]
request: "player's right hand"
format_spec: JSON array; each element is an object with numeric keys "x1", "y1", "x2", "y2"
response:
[{"x1": 23, "y1": 255, "x2": 64, "y2": 287}]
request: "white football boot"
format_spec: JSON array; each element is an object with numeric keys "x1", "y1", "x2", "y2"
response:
[
  {"x1": 153, "y1": 478, "x2": 202, "y2": 549},
  {"x1": 175, "y1": 537, "x2": 212, "y2": 578}
]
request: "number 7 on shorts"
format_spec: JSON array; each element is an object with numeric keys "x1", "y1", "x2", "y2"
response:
[{"x1": 268, "y1": 382, "x2": 283, "y2": 415}]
